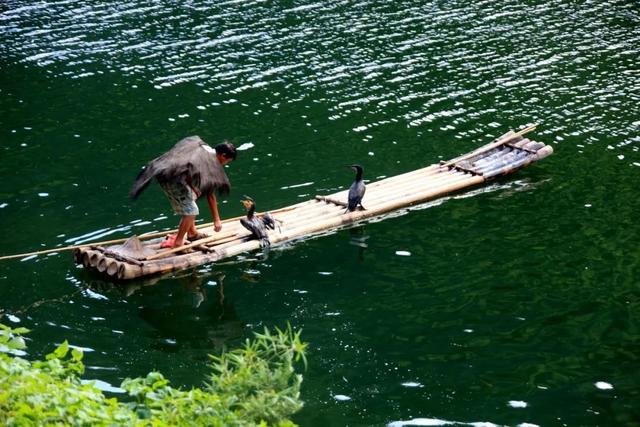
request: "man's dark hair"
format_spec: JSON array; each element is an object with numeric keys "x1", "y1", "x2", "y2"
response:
[{"x1": 215, "y1": 141, "x2": 237, "y2": 160}]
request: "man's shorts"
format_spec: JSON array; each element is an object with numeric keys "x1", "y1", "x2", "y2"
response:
[{"x1": 159, "y1": 180, "x2": 199, "y2": 216}]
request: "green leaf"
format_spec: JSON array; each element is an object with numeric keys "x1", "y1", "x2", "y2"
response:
[
  {"x1": 0, "y1": 322, "x2": 306, "y2": 426},
  {"x1": 46, "y1": 340, "x2": 69, "y2": 360},
  {"x1": 71, "y1": 348, "x2": 83, "y2": 362},
  {"x1": 11, "y1": 336, "x2": 27, "y2": 350}
]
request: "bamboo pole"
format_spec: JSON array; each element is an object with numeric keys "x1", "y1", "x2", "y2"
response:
[
  {"x1": 97, "y1": 203, "x2": 310, "y2": 265},
  {"x1": 278, "y1": 200, "x2": 346, "y2": 224},
  {"x1": 111, "y1": 149, "x2": 550, "y2": 280},
  {"x1": 359, "y1": 166, "x2": 454, "y2": 195},
  {"x1": 482, "y1": 153, "x2": 537, "y2": 178},
  {"x1": 76, "y1": 128, "x2": 553, "y2": 280},
  {"x1": 364, "y1": 165, "x2": 440, "y2": 191},
  {"x1": 362, "y1": 171, "x2": 465, "y2": 204},
  {"x1": 281, "y1": 200, "x2": 345, "y2": 222},
  {"x1": 478, "y1": 140, "x2": 551, "y2": 178},
  {"x1": 315, "y1": 196, "x2": 347, "y2": 207},
  {"x1": 315, "y1": 167, "x2": 455, "y2": 210},
  {"x1": 144, "y1": 232, "x2": 242, "y2": 261},
  {"x1": 137, "y1": 172, "x2": 473, "y2": 272},
  {"x1": 81, "y1": 252, "x2": 90, "y2": 267},
  {"x1": 279, "y1": 175, "x2": 484, "y2": 240},
  {"x1": 478, "y1": 147, "x2": 532, "y2": 174},
  {"x1": 360, "y1": 173, "x2": 473, "y2": 213},
  {"x1": 269, "y1": 172, "x2": 471, "y2": 239},
  {"x1": 324, "y1": 170, "x2": 465, "y2": 212},
  {"x1": 465, "y1": 146, "x2": 515, "y2": 169},
  {"x1": 160, "y1": 174, "x2": 487, "y2": 278},
  {"x1": 471, "y1": 138, "x2": 545, "y2": 172},
  {"x1": 483, "y1": 145, "x2": 553, "y2": 178},
  {"x1": 325, "y1": 164, "x2": 444, "y2": 202},
  {"x1": 224, "y1": 172, "x2": 471, "y2": 257},
  {"x1": 476, "y1": 149, "x2": 527, "y2": 174},
  {"x1": 278, "y1": 204, "x2": 348, "y2": 230},
  {"x1": 0, "y1": 204, "x2": 301, "y2": 261},
  {"x1": 282, "y1": 204, "x2": 344, "y2": 226},
  {"x1": 268, "y1": 201, "x2": 327, "y2": 223},
  {"x1": 145, "y1": 201, "x2": 314, "y2": 261},
  {"x1": 251, "y1": 163, "x2": 445, "y2": 225},
  {"x1": 441, "y1": 124, "x2": 537, "y2": 168},
  {"x1": 80, "y1": 160, "x2": 516, "y2": 276},
  {"x1": 279, "y1": 171, "x2": 466, "y2": 232}
]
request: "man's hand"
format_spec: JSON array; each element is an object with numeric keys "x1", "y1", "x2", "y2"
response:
[{"x1": 207, "y1": 193, "x2": 222, "y2": 232}]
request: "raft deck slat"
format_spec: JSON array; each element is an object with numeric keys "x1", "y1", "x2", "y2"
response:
[{"x1": 75, "y1": 131, "x2": 553, "y2": 280}]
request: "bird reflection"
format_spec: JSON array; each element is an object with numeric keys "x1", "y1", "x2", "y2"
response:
[{"x1": 348, "y1": 227, "x2": 369, "y2": 262}]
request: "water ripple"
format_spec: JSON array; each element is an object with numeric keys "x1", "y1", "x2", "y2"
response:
[
  {"x1": 3, "y1": 0, "x2": 637, "y2": 155},
  {"x1": 2, "y1": 1, "x2": 640, "y2": 426}
]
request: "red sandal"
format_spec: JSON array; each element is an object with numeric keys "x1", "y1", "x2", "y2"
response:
[{"x1": 160, "y1": 234, "x2": 178, "y2": 248}]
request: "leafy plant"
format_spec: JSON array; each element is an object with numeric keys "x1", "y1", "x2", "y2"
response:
[{"x1": 0, "y1": 322, "x2": 306, "y2": 426}]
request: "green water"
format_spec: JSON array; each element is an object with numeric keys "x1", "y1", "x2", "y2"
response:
[{"x1": 2, "y1": 1, "x2": 640, "y2": 425}]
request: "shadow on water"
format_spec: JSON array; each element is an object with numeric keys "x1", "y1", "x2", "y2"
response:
[
  {"x1": 138, "y1": 273, "x2": 244, "y2": 354},
  {"x1": 82, "y1": 269, "x2": 244, "y2": 354}
]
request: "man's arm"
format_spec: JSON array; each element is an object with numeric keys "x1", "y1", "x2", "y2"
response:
[{"x1": 207, "y1": 192, "x2": 222, "y2": 232}]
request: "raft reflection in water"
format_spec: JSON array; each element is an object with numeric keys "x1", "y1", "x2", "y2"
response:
[
  {"x1": 138, "y1": 272, "x2": 244, "y2": 353},
  {"x1": 85, "y1": 271, "x2": 244, "y2": 353}
]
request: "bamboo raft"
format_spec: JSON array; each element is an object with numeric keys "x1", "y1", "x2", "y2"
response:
[{"x1": 74, "y1": 128, "x2": 553, "y2": 280}]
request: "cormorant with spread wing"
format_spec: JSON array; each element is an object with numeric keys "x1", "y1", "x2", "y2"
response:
[
  {"x1": 130, "y1": 136, "x2": 237, "y2": 248},
  {"x1": 346, "y1": 164, "x2": 366, "y2": 213},
  {"x1": 240, "y1": 197, "x2": 277, "y2": 247}
]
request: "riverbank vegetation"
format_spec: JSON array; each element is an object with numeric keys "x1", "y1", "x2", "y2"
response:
[{"x1": 0, "y1": 322, "x2": 307, "y2": 426}]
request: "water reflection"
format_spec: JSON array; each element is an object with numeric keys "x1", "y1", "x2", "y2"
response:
[
  {"x1": 348, "y1": 226, "x2": 370, "y2": 262},
  {"x1": 137, "y1": 272, "x2": 243, "y2": 353},
  {"x1": 83, "y1": 270, "x2": 244, "y2": 353}
]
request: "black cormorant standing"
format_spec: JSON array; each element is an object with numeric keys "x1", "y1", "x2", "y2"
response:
[
  {"x1": 346, "y1": 164, "x2": 366, "y2": 213},
  {"x1": 240, "y1": 197, "x2": 276, "y2": 247}
]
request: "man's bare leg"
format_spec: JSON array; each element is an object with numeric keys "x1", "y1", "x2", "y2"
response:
[{"x1": 174, "y1": 215, "x2": 196, "y2": 247}]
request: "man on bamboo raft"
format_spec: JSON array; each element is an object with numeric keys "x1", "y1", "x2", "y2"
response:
[{"x1": 129, "y1": 136, "x2": 237, "y2": 248}]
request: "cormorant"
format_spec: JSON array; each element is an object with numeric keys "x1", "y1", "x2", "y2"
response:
[
  {"x1": 240, "y1": 197, "x2": 276, "y2": 247},
  {"x1": 346, "y1": 164, "x2": 366, "y2": 213}
]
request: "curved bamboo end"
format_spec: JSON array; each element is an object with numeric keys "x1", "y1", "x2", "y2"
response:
[
  {"x1": 89, "y1": 253, "x2": 100, "y2": 267},
  {"x1": 106, "y1": 260, "x2": 120, "y2": 276},
  {"x1": 73, "y1": 249, "x2": 82, "y2": 264},
  {"x1": 97, "y1": 257, "x2": 108, "y2": 273},
  {"x1": 536, "y1": 145, "x2": 554, "y2": 160},
  {"x1": 81, "y1": 252, "x2": 91, "y2": 268},
  {"x1": 118, "y1": 262, "x2": 143, "y2": 280}
]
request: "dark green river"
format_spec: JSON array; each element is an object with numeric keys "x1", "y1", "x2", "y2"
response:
[{"x1": 1, "y1": 1, "x2": 639, "y2": 425}]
